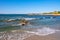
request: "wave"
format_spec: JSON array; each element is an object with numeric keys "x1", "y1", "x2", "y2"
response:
[
  {"x1": 25, "y1": 27, "x2": 60, "y2": 36},
  {"x1": 22, "y1": 18, "x2": 36, "y2": 20},
  {"x1": 7, "y1": 19, "x2": 16, "y2": 21},
  {"x1": 7, "y1": 18, "x2": 36, "y2": 21}
]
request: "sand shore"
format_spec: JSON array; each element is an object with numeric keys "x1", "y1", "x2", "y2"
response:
[{"x1": 24, "y1": 32, "x2": 60, "y2": 40}]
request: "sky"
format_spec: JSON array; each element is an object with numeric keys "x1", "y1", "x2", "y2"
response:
[{"x1": 0, "y1": 0, "x2": 60, "y2": 14}]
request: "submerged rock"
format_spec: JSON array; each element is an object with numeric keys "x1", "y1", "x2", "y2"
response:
[{"x1": 20, "y1": 19, "x2": 30, "y2": 26}]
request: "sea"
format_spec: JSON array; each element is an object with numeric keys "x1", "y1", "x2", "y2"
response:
[
  {"x1": 0, "y1": 14, "x2": 60, "y2": 28},
  {"x1": 0, "y1": 14, "x2": 60, "y2": 40},
  {"x1": 0, "y1": 14, "x2": 60, "y2": 29}
]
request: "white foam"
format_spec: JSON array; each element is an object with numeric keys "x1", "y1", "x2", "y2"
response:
[
  {"x1": 23, "y1": 18, "x2": 35, "y2": 20},
  {"x1": 8, "y1": 19, "x2": 15, "y2": 21},
  {"x1": 12, "y1": 24, "x2": 22, "y2": 26},
  {"x1": 26, "y1": 27, "x2": 60, "y2": 36}
]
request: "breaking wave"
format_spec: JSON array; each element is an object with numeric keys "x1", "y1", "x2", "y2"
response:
[
  {"x1": 22, "y1": 18, "x2": 36, "y2": 20},
  {"x1": 26, "y1": 27, "x2": 60, "y2": 36},
  {"x1": 7, "y1": 18, "x2": 36, "y2": 21}
]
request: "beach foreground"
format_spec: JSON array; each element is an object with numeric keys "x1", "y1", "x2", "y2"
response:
[
  {"x1": 24, "y1": 32, "x2": 60, "y2": 40},
  {"x1": 0, "y1": 28, "x2": 60, "y2": 40}
]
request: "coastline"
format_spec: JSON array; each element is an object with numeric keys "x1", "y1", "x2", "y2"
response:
[
  {"x1": 0, "y1": 27, "x2": 60, "y2": 40},
  {"x1": 24, "y1": 32, "x2": 60, "y2": 40}
]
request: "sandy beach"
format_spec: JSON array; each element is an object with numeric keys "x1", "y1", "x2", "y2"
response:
[{"x1": 24, "y1": 32, "x2": 60, "y2": 40}]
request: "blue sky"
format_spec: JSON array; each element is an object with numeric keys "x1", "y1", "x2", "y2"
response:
[{"x1": 0, "y1": 0, "x2": 60, "y2": 14}]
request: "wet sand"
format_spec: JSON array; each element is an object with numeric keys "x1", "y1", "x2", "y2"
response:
[{"x1": 24, "y1": 32, "x2": 60, "y2": 40}]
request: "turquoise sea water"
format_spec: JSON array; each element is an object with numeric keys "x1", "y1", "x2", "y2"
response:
[{"x1": 0, "y1": 14, "x2": 60, "y2": 31}]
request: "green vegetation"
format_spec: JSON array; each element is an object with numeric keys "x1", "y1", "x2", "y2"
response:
[
  {"x1": 58, "y1": 11, "x2": 60, "y2": 13},
  {"x1": 28, "y1": 11, "x2": 60, "y2": 15}
]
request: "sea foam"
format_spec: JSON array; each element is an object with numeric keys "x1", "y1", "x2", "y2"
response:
[
  {"x1": 26, "y1": 27, "x2": 60, "y2": 36},
  {"x1": 23, "y1": 18, "x2": 36, "y2": 20}
]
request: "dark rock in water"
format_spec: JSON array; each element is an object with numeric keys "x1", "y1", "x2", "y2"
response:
[
  {"x1": 22, "y1": 24, "x2": 26, "y2": 26},
  {"x1": 20, "y1": 19, "x2": 30, "y2": 26}
]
